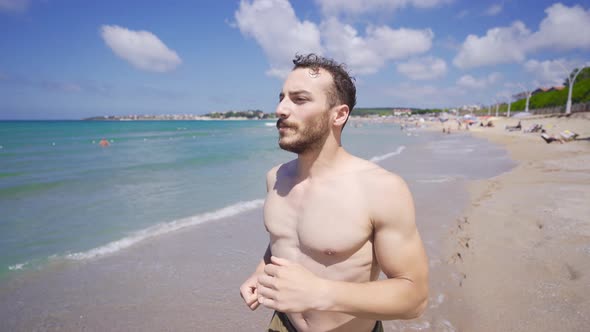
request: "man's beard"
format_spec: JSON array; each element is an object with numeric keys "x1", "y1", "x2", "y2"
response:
[{"x1": 277, "y1": 112, "x2": 330, "y2": 154}]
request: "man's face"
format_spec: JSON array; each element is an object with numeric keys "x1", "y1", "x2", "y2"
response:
[{"x1": 275, "y1": 67, "x2": 334, "y2": 154}]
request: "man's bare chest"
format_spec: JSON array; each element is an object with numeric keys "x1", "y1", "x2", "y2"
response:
[{"x1": 264, "y1": 182, "x2": 372, "y2": 258}]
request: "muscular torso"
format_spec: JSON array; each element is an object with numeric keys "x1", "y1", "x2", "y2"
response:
[{"x1": 264, "y1": 160, "x2": 383, "y2": 332}]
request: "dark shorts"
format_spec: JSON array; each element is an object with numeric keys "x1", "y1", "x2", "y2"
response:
[{"x1": 268, "y1": 311, "x2": 384, "y2": 332}]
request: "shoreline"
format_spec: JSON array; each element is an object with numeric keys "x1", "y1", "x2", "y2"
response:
[
  {"x1": 443, "y1": 113, "x2": 590, "y2": 331},
  {"x1": 1, "y1": 128, "x2": 511, "y2": 331},
  {"x1": 2, "y1": 116, "x2": 587, "y2": 330}
]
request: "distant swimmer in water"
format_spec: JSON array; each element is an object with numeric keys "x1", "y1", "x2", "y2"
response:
[{"x1": 99, "y1": 138, "x2": 110, "y2": 147}]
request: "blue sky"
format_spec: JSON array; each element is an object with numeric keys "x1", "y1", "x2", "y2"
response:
[{"x1": 1, "y1": 0, "x2": 589, "y2": 119}]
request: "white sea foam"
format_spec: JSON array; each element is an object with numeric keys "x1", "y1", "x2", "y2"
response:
[
  {"x1": 417, "y1": 176, "x2": 455, "y2": 184},
  {"x1": 66, "y1": 199, "x2": 264, "y2": 260},
  {"x1": 433, "y1": 147, "x2": 474, "y2": 154},
  {"x1": 429, "y1": 293, "x2": 446, "y2": 309},
  {"x1": 370, "y1": 146, "x2": 406, "y2": 163},
  {"x1": 8, "y1": 262, "x2": 26, "y2": 270}
]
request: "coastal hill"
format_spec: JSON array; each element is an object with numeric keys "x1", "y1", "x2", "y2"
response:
[
  {"x1": 83, "y1": 110, "x2": 274, "y2": 121},
  {"x1": 507, "y1": 67, "x2": 590, "y2": 112},
  {"x1": 82, "y1": 107, "x2": 442, "y2": 121}
]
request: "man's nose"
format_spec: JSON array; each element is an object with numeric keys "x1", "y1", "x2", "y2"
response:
[{"x1": 275, "y1": 100, "x2": 290, "y2": 119}]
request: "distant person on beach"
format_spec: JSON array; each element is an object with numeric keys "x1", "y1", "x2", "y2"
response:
[
  {"x1": 239, "y1": 54, "x2": 429, "y2": 332},
  {"x1": 99, "y1": 138, "x2": 110, "y2": 147}
]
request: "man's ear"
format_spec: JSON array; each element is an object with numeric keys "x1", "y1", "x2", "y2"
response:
[{"x1": 332, "y1": 104, "x2": 350, "y2": 128}]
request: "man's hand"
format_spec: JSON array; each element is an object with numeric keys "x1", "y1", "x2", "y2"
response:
[
  {"x1": 256, "y1": 256, "x2": 328, "y2": 313},
  {"x1": 240, "y1": 273, "x2": 261, "y2": 310}
]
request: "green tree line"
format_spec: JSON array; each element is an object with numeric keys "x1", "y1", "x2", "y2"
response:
[{"x1": 503, "y1": 67, "x2": 590, "y2": 112}]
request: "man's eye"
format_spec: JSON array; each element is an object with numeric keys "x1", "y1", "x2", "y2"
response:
[{"x1": 294, "y1": 98, "x2": 307, "y2": 103}]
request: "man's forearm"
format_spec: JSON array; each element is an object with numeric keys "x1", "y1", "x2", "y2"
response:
[{"x1": 320, "y1": 277, "x2": 428, "y2": 321}]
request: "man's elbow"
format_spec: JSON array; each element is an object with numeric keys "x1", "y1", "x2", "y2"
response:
[
  {"x1": 398, "y1": 284, "x2": 429, "y2": 320},
  {"x1": 405, "y1": 296, "x2": 428, "y2": 319}
]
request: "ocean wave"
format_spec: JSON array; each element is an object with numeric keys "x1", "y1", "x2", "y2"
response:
[
  {"x1": 65, "y1": 199, "x2": 264, "y2": 260},
  {"x1": 370, "y1": 146, "x2": 406, "y2": 163},
  {"x1": 432, "y1": 147, "x2": 475, "y2": 154},
  {"x1": 8, "y1": 262, "x2": 27, "y2": 271},
  {"x1": 416, "y1": 176, "x2": 455, "y2": 184}
]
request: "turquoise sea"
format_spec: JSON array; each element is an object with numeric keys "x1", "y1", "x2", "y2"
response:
[{"x1": 0, "y1": 120, "x2": 420, "y2": 279}]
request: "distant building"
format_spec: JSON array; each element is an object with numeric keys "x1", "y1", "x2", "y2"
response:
[
  {"x1": 548, "y1": 86, "x2": 565, "y2": 92},
  {"x1": 531, "y1": 86, "x2": 564, "y2": 95},
  {"x1": 459, "y1": 104, "x2": 481, "y2": 112},
  {"x1": 392, "y1": 108, "x2": 412, "y2": 116}
]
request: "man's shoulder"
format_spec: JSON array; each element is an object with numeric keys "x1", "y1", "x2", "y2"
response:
[
  {"x1": 266, "y1": 159, "x2": 297, "y2": 187},
  {"x1": 267, "y1": 159, "x2": 296, "y2": 177},
  {"x1": 350, "y1": 156, "x2": 407, "y2": 190},
  {"x1": 353, "y1": 159, "x2": 414, "y2": 229}
]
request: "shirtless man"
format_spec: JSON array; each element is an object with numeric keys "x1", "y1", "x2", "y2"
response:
[{"x1": 240, "y1": 54, "x2": 429, "y2": 332}]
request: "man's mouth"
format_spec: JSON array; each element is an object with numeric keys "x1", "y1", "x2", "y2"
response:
[{"x1": 277, "y1": 120, "x2": 295, "y2": 131}]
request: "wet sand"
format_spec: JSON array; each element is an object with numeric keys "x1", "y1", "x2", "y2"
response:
[{"x1": 444, "y1": 113, "x2": 590, "y2": 331}]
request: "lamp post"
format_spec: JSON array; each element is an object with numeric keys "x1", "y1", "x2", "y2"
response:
[
  {"x1": 558, "y1": 63, "x2": 587, "y2": 114},
  {"x1": 518, "y1": 83, "x2": 532, "y2": 113},
  {"x1": 493, "y1": 98, "x2": 500, "y2": 117}
]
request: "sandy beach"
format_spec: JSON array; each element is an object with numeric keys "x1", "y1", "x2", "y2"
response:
[
  {"x1": 443, "y1": 113, "x2": 590, "y2": 331},
  {"x1": 1, "y1": 115, "x2": 588, "y2": 331}
]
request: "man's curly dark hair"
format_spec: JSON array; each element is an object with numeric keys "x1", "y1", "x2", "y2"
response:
[{"x1": 292, "y1": 54, "x2": 356, "y2": 128}]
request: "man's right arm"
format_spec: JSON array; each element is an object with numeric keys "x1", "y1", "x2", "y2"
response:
[
  {"x1": 240, "y1": 166, "x2": 278, "y2": 310},
  {"x1": 240, "y1": 244, "x2": 271, "y2": 310}
]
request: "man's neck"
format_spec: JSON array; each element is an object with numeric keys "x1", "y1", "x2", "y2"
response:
[{"x1": 295, "y1": 138, "x2": 345, "y2": 181}]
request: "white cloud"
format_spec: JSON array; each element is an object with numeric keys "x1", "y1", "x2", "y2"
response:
[
  {"x1": 315, "y1": 0, "x2": 452, "y2": 16},
  {"x1": 234, "y1": 0, "x2": 433, "y2": 77},
  {"x1": 528, "y1": 3, "x2": 590, "y2": 52},
  {"x1": 453, "y1": 21, "x2": 530, "y2": 68},
  {"x1": 100, "y1": 25, "x2": 182, "y2": 73},
  {"x1": 322, "y1": 18, "x2": 433, "y2": 74},
  {"x1": 234, "y1": 0, "x2": 323, "y2": 78},
  {"x1": 454, "y1": 3, "x2": 590, "y2": 69},
  {"x1": 485, "y1": 4, "x2": 503, "y2": 16},
  {"x1": 456, "y1": 72, "x2": 502, "y2": 89},
  {"x1": 523, "y1": 59, "x2": 589, "y2": 86},
  {"x1": 396, "y1": 56, "x2": 447, "y2": 80},
  {"x1": 0, "y1": 0, "x2": 29, "y2": 12},
  {"x1": 495, "y1": 89, "x2": 515, "y2": 101}
]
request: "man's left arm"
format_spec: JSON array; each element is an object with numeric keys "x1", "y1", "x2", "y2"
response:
[{"x1": 320, "y1": 174, "x2": 429, "y2": 320}]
